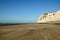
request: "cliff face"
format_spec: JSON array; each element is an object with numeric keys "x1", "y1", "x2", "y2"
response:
[{"x1": 37, "y1": 10, "x2": 60, "y2": 23}]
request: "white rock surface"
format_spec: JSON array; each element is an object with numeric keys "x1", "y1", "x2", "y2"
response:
[{"x1": 37, "y1": 10, "x2": 60, "y2": 23}]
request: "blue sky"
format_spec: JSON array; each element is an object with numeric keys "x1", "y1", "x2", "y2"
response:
[{"x1": 0, "y1": 0, "x2": 60, "y2": 23}]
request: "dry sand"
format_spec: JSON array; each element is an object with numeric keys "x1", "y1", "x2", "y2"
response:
[{"x1": 0, "y1": 24, "x2": 60, "y2": 40}]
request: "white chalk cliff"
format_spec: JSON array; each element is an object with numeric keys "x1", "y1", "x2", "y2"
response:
[{"x1": 37, "y1": 10, "x2": 60, "y2": 23}]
